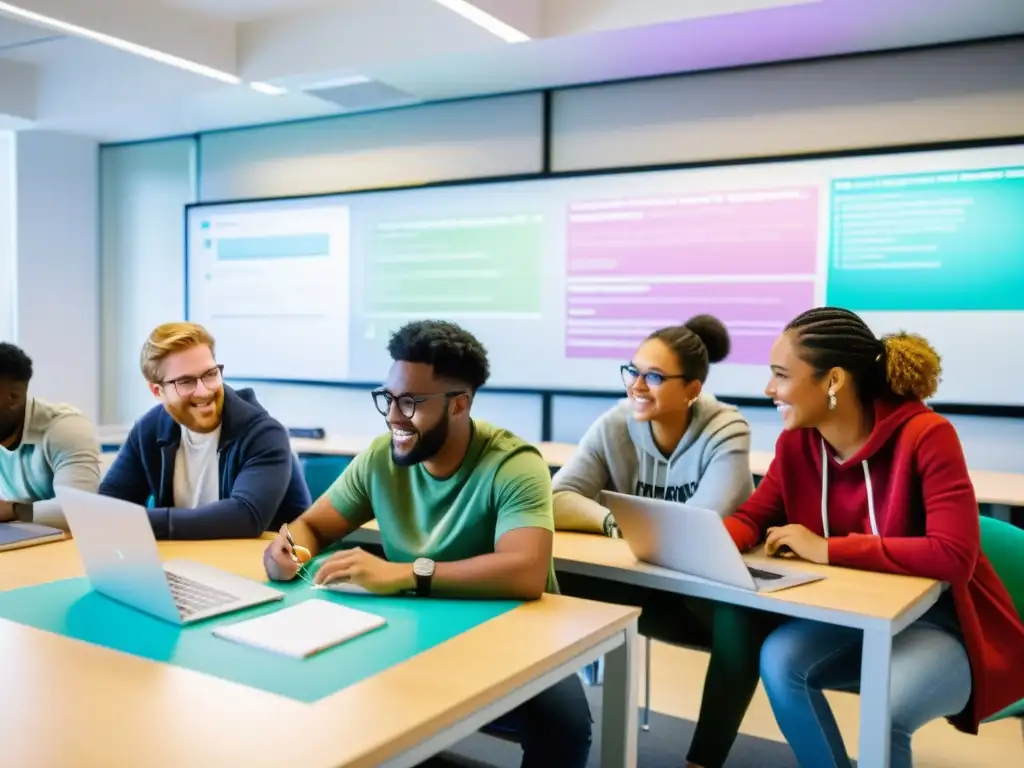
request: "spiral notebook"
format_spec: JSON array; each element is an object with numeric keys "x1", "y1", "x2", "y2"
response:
[{"x1": 212, "y1": 598, "x2": 386, "y2": 659}]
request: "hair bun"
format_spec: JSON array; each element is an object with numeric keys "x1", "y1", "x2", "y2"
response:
[
  {"x1": 881, "y1": 332, "x2": 942, "y2": 401},
  {"x1": 684, "y1": 314, "x2": 731, "y2": 364}
]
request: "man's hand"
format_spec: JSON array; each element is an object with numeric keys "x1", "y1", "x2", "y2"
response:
[
  {"x1": 313, "y1": 547, "x2": 414, "y2": 595},
  {"x1": 765, "y1": 524, "x2": 829, "y2": 564},
  {"x1": 263, "y1": 525, "x2": 304, "y2": 582},
  {"x1": 0, "y1": 501, "x2": 15, "y2": 523}
]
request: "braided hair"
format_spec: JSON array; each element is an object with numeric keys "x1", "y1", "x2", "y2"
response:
[{"x1": 786, "y1": 307, "x2": 941, "y2": 402}]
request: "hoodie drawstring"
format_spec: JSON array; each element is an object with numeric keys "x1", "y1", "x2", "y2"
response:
[
  {"x1": 637, "y1": 445, "x2": 673, "y2": 499},
  {"x1": 819, "y1": 439, "x2": 879, "y2": 538}
]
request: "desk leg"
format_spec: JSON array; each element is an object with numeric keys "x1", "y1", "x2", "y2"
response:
[
  {"x1": 601, "y1": 620, "x2": 639, "y2": 768},
  {"x1": 858, "y1": 625, "x2": 893, "y2": 768}
]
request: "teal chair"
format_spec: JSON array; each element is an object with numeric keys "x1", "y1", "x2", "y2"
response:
[
  {"x1": 980, "y1": 515, "x2": 1024, "y2": 721},
  {"x1": 301, "y1": 455, "x2": 353, "y2": 501}
]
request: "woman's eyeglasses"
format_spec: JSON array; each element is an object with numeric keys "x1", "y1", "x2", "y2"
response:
[{"x1": 620, "y1": 364, "x2": 686, "y2": 389}]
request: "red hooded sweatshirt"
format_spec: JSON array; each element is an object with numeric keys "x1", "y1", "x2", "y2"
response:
[{"x1": 725, "y1": 397, "x2": 1024, "y2": 733}]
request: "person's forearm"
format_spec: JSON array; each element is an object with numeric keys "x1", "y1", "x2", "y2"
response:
[
  {"x1": 28, "y1": 499, "x2": 68, "y2": 531},
  {"x1": 427, "y1": 552, "x2": 548, "y2": 600},
  {"x1": 552, "y1": 491, "x2": 609, "y2": 534},
  {"x1": 288, "y1": 517, "x2": 328, "y2": 557}
]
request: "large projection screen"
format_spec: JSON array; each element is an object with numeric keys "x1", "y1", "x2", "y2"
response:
[{"x1": 186, "y1": 142, "x2": 1024, "y2": 406}]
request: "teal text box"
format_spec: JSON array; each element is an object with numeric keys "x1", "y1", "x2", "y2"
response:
[
  {"x1": 0, "y1": 577, "x2": 519, "y2": 703},
  {"x1": 826, "y1": 166, "x2": 1024, "y2": 311}
]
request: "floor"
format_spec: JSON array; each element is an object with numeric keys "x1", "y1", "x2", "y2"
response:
[{"x1": 643, "y1": 639, "x2": 1023, "y2": 767}]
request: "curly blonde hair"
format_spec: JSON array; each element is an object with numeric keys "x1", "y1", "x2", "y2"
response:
[{"x1": 882, "y1": 332, "x2": 942, "y2": 401}]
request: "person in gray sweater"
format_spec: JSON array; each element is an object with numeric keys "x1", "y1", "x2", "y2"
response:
[
  {"x1": 552, "y1": 387, "x2": 753, "y2": 534},
  {"x1": 552, "y1": 316, "x2": 770, "y2": 768}
]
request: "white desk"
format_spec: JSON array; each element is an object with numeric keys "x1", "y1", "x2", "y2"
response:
[{"x1": 0, "y1": 537, "x2": 641, "y2": 768}]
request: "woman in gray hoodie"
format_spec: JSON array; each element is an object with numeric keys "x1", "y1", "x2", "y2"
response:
[{"x1": 552, "y1": 315, "x2": 767, "y2": 768}]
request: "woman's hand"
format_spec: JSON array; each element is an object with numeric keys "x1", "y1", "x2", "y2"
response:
[{"x1": 765, "y1": 524, "x2": 829, "y2": 565}]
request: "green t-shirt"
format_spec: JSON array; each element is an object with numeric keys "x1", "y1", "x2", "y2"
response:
[{"x1": 325, "y1": 420, "x2": 558, "y2": 593}]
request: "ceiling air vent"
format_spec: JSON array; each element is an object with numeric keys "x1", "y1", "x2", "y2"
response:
[{"x1": 302, "y1": 77, "x2": 419, "y2": 112}]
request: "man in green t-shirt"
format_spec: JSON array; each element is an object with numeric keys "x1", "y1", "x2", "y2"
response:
[{"x1": 263, "y1": 320, "x2": 591, "y2": 767}]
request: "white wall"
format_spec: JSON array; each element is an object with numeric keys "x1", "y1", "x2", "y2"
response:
[
  {"x1": 550, "y1": 40, "x2": 1024, "y2": 170},
  {"x1": 98, "y1": 40, "x2": 1024, "y2": 471},
  {"x1": 198, "y1": 94, "x2": 544, "y2": 201},
  {"x1": 100, "y1": 138, "x2": 196, "y2": 423},
  {"x1": 10, "y1": 130, "x2": 100, "y2": 419},
  {"x1": 0, "y1": 131, "x2": 13, "y2": 343}
]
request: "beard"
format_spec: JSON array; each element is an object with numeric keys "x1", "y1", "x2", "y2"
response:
[
  {"x1": 0, "y1": 418, "x2": 20, "y2": 445},
  {"x1": 166, "y1": 388, "x2": 224, "y2": 433},
  {"x1": 391, "y1": 412, "x2": 450, "y2": 467}
]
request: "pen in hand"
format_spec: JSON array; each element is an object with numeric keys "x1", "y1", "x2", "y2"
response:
[{"x1": 282, "y1": 523, "x2": 311, "y2": 565}]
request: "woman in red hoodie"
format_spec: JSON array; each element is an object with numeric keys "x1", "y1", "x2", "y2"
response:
[{"x1": 725, "y1": 307, "x2": 1024, "y2": 768}]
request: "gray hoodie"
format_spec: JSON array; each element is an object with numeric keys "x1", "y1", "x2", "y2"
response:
[{"x1": 551, "y1": 394, "x2": 754, "y2": 534}]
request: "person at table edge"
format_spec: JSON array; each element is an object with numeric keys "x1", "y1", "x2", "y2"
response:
[
  {"x1": 99, "y1": 322, "x2": 311, "y2": 539},
  {"x1": 264, "y1": 319, "x2": 593, "y2": 768},
  {"x1": 0, "y1": 342, "x2": 101, "y2": 528},
  {"x1": 725, "y1": 307, "x2": 1024, "y2": 768},
  {"x1": 551, "y1": 314, "x2": 763, "y2": 768}
]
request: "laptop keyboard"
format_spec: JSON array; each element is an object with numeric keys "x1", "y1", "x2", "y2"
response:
[
  {"x1": 747, "y1": 566, "x2": 784, "y2": 581},
  {"x1": 165, "y1": 571, "x2": 238, "y2": 618}
]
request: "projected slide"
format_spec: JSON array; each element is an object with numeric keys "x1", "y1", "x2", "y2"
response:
[
  {"x1": 186, "y1": 142, "x2": 1024, "y2": 406},
  {"x1": 364, "y1": 214, "x2": 543, "y2": 317},
  {"x1": 565, "y1": 187, "x2": 818, "y2": 364},
  {"x1": 828, "y1": 165, "x2": 1024, "y2": 311},
  {"x1": 188, "y1": 206, "x2": 351, "y2": 380}
]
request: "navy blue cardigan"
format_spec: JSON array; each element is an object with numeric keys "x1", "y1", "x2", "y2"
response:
[{"x1": 99, "y1": 386, "x2": 311, "y2": 539}]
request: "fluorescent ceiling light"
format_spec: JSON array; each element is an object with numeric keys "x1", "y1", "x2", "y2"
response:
[
  {"x1": 250, "y1": 81, "x2": 287, "y2": 96},
  {"x1": 0, "y1": 2, "x2": 240, "y2": 84},
  {"x1": 432, "y1": 0, "x2": 530, "y2": 43}
]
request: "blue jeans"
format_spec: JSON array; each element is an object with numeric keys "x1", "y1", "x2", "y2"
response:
[
  {"x1": 487, "y1": 673, "x2": 593, "y2": 767},
  {"x1": 760, "y1": 618, "x2": 972, "y2": 768}
]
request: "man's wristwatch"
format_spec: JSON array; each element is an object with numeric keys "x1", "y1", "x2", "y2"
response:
[
  {"x1": 12, "y1": 501, "x2": 34, "y2": 523},
  {"x1": 412, "y1": 557, "x2": 435, "y2": 597}
]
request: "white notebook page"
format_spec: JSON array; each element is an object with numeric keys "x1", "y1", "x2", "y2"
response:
[{"x1": 213, "y1": 598, "x2": 386, "y2": 658}]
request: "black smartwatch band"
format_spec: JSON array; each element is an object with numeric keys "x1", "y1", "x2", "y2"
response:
[
  {"x1": 413, "y1": 558, "x2": 435, "y2": 597},
  {"x1": 415, "y1": 572, "x2": 432, "y2": 597},
  {"x1": 12, "y1": 501, "x2": 34, "y2": 523}
]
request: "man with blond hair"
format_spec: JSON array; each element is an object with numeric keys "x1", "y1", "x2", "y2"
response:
[{"x1": 99, "y1": 322, "x2": 310, "y2": 539}]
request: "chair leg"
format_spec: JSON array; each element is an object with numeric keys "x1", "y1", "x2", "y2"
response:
[{"x1": 642, "y1": 635, "x2": 652, "y2": 731}]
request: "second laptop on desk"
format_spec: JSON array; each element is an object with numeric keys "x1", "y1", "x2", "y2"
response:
[
  {"x1": 600, "y1": 490, "x2": 824, "y2": 593},
  {"x1": 55, "y1": 486, "x2": 283, "y2": 625}
]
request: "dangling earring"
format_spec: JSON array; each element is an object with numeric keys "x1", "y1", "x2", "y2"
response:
[{"x1": 828, "y1": 389, "x2": 837, "y2": 410}]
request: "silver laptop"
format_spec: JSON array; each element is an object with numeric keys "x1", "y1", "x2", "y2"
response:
[
  {"x1": 55, "y1": 486, "x2": 283, "y2": 625},
  {"x1": 600, "y1": 490, "x2": 824, "y2": 593}
]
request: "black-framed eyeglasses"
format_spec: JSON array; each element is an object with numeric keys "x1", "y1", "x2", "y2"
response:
[
  {"x1": 371, "y1": 388, "x2": 467, "y2": 419},
  {"x1": 163, "y1": 365, "x2": 224, "y2": 397},
  {"x1": 620, "y1": 363, "x2": 687, "y2": 389}
]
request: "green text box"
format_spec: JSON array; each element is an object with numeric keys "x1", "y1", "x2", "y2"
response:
[{"x1": 364, "y1": 214, "x2": 544, "y2": 316}]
